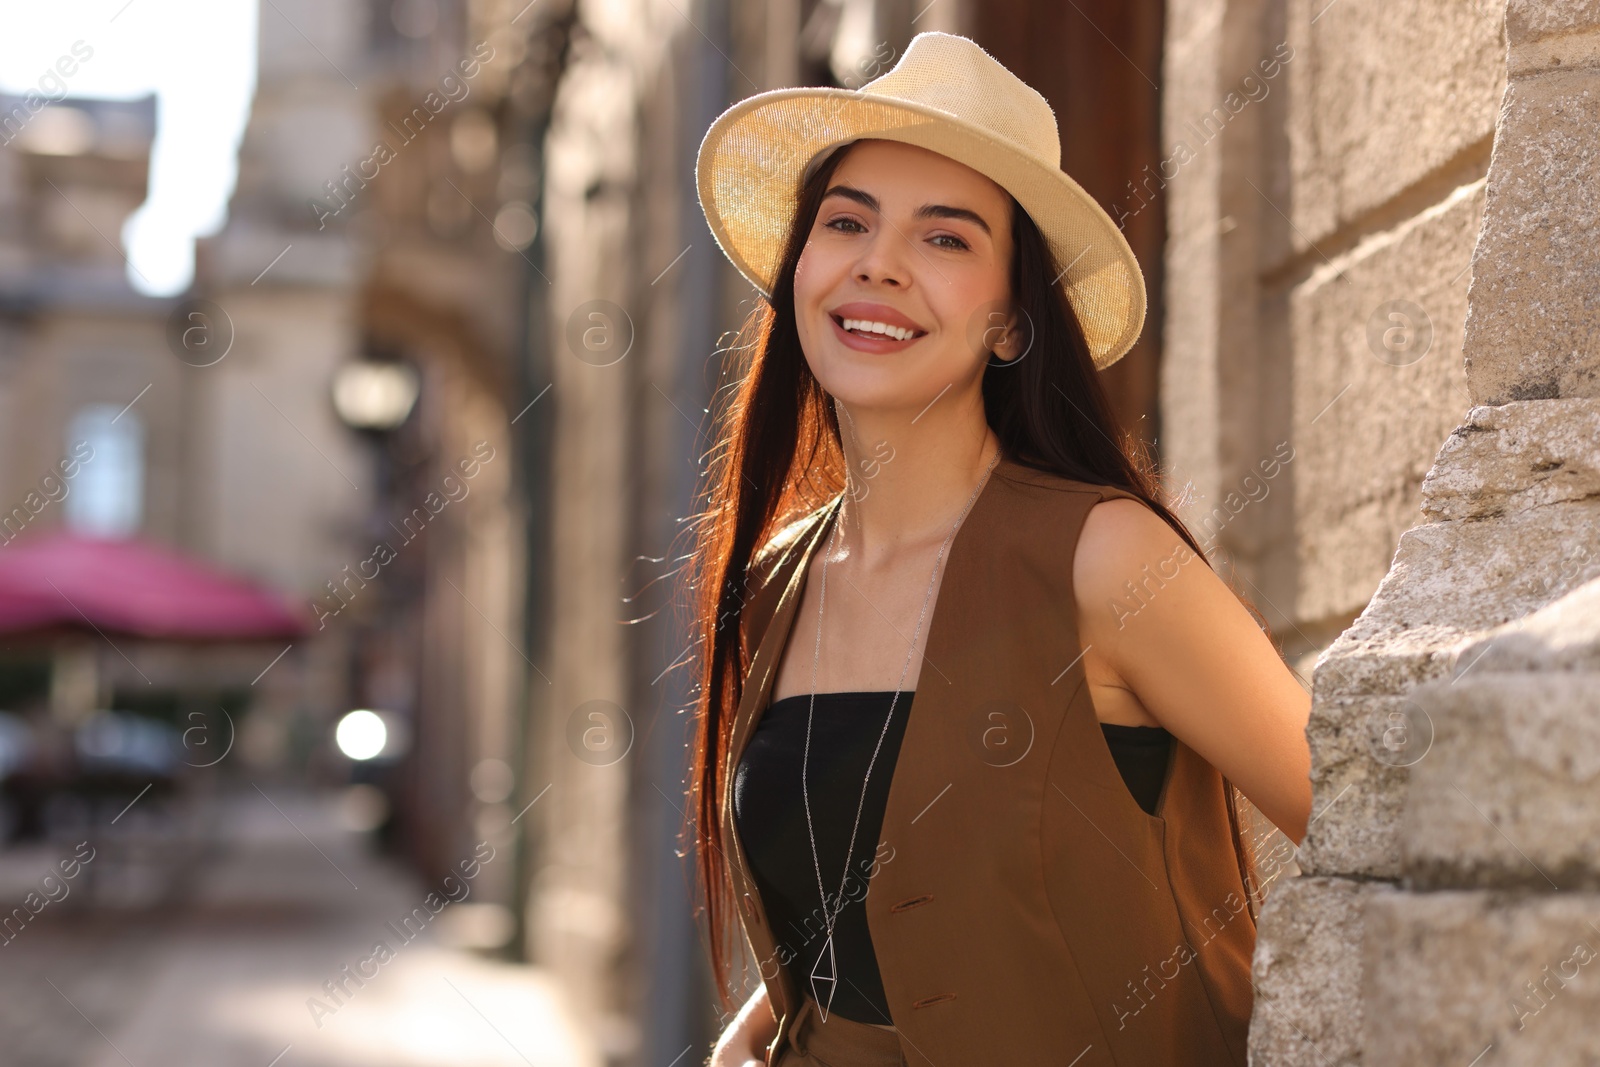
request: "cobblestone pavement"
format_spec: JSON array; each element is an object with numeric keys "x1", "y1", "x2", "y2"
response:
[{"x1": 0, "y1": 787, "x2": 600, "y2": 1067}]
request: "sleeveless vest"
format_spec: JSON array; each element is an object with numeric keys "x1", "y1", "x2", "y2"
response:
[{"x1": 720, "y1": 454, "x2": 1255, "y2": 1066}]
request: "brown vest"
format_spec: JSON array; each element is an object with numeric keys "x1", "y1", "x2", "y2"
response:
[{"x1": 720, "y1": 455, "x2": 1255, "y2": 1066}]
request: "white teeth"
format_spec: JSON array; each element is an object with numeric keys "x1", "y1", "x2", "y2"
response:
[{"x1": 840, "y1": 318, "x2": 918, "y2": 341}]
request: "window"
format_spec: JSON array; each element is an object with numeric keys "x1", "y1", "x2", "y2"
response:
[{"x1": 64, "y1": 404, "x2": 143, "y2": 538}]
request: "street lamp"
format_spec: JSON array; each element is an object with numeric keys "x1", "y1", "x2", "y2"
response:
[{"x1": 331, "y1": 361, "x2": 419, "y2": 431}]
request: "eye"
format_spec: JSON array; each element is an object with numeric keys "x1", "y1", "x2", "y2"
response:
[
  {"x1": 823, "y1": 216, "x2": 866, "y2": 234},
  {"x1": 931, "y1": 233, "x2": 969, "y2": 251}
]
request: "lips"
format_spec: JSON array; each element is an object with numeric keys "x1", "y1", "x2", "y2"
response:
[
  {"x1": 828, "y1": 315, "x2": 924, "y2": 352},
  {"x1": 829, "y1": 301, "x2": 926, "y2": 332},
  {"x1": 826, "y1": 301, "x2": 928, "y2": 348}
]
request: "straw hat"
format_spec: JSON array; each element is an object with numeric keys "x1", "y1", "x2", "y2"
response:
[{"x1": 695, "y1": 31, "x2": 1146, "y2": 370}]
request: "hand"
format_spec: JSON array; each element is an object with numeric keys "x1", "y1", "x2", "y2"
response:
[
  {"x1": 707, "y1": 1027, "x2": 766, "y2": 1067},
  {"x1": 709, "y1": 984, "x2": 779, "y2": 1067}
]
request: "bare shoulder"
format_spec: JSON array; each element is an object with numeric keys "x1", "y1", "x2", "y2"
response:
[
  {"x1": 1073, "y1": 496, "x2": 1194, "y2": 605},
  {"x1": 1068, "y1": 495, "x2": 1314, "y2": 843}
]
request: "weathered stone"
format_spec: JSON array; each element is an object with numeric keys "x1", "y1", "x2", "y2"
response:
[
  {"x1": 1422, "y1": 399, "x2": 1600, "y2": 521},
  {"x1": 1506, "y1": 0, "x2": 1600, "y2": 47},
  {"x1": 1286, "y1": 0, "x2": 1503, "y2": 251},
  {"x1": 1505, "y1": 17, "x2": 1600, "y2": 78},
  {"x1": 1303, "y1": 514, "x2": 1600, "y2": 880},
  {"x1": 1291, "y1": 180, "x2": 1482, "y2": 624},
  {"x1": 1401, "y1": 672, "x2": 1600, "y2": 891},
  {"x1": 1297, "y1": 695, "x2": 1415, "y2": 880},
  {"x1": 1312, "y1": 498, "x2": 1600, "y2": 699},
  {"x1": 1363, "y1": 890, "x2": 1600, "y2": 1066},
  {"x1": 1453, "y1": 576, "x2": 1600, "y2": 674},
  {"x1": 1251, "y1": 875, "x2": 1393, "y2": 1067},
  {"x1": 1309, "y1": 635, "x2": 1458, "y2": 718},
  {"x1": 1462, "y1": 66, "x2": 1600, "y2": 405}
]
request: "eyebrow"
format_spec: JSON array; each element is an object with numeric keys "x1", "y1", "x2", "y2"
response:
[{"x1": 821, "y1": 183, "x2": 993, "y2": 237}]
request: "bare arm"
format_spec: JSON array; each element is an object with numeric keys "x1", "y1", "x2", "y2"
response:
[
  {"x1": 710, "y1": 983, "x2": 779, "y2": 1067},
  {"x1": 1075, "y1": 498, "x2": 1313, "y2": 843}
]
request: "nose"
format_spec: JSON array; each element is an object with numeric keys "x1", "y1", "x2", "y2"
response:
[{"x1": 853, "y1": 225, "x2": 913, "y2": 288}]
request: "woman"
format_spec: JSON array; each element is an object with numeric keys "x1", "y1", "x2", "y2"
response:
[{"x1": 686, "y1": 32, "x2": 1312, "y2": 1067}]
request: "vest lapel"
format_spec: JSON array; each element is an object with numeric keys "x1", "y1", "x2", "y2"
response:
[
  {"x1": 723, "y1": 493, "x2": 844, "y2": 806},
  {"x1": 720, "y1": 493, "x2": 843, "y2": 1046}
]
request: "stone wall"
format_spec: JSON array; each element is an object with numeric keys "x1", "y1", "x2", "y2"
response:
[
  {"x1": 1243, "y1": 1, "x2": 1600, "y2": 1062},
  {"x1": 1162, "y1": 0, "x2": 1506, "y2": 669}
]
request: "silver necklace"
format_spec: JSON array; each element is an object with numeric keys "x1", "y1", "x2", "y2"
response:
[{"x1": 800, "y1": 444, "x2": 1001, "y2": 1022}]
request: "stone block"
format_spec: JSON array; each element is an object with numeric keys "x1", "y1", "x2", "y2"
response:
[
  {"x1": 1303, "y1": 575, "x2": 1600, "y2": 881},
  {"x1": 1422, "y1": 399, "x2": 1600, "y2": 522},
  {"x1": 1401, "y1": 672, "x2": 1600, "y2": 891},
  {"x1": 1454, "y1": 576, "x2": 1600, "y2": 674},
  {"x1": 1462, "y1": 66, "x2": 1600, "y2": 405},
  {"x1": 1251, "y1": 875, "x2": 1393, "y2": 1067},
  {"x1": 1297, "y1": 695, "x2": 1416, "y2": 880},
  {"x1": 1505, "y1": 17, "x2": 1600, "y2": 79},
  {"x1": 1312, "y1": 498, "x2": 1600, "y2": 698},
  {"x1": 1286, "y1": 0, "x2": 1503, "y2": 251},
  {"x1": 1506, "y1": 0, "x2": 1600, "y2": 48},
  {"x1": 1363, "y1": 890, "x2": 1600, "y2": 1065},
  {"x1": 1291, "y1": 180, "x2": 1483, "y2": 624}
]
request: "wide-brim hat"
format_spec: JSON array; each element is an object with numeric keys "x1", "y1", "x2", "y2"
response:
[{"x1": 695, "y1": 31, "x2": 1146, "y2": 370}]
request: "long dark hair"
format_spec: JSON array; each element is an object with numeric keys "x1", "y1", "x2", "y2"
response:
[{"x1": 682, "y1": 139, "x2": 1261, "y2": 1013}]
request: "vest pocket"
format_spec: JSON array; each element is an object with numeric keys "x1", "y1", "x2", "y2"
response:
[
  {"x1": 889, "y1": 893, "x2": 933, "y2": 913},
  {"x1": 910, "y1": 991, "x2": 957, "y2": 1009}
]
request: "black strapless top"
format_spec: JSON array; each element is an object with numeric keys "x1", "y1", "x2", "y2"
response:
[{"x1": 731, "y1": 690, "x2": 1173, "y2": 1025}]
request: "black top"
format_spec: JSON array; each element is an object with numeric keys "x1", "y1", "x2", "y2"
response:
[{"x1": 732, "y1": 690, "x2": 1172, "y2": 1025}]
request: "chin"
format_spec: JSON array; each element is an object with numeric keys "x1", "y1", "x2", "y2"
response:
[{"x1": 813, "y1": 367, "x2": 930, "y2": 415}]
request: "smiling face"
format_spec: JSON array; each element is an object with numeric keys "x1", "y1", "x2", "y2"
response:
[{"x1": 792, "y1": 138, "x2": 1019, "y2": 419}]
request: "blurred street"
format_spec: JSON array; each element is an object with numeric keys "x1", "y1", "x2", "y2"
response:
[
  {"x1": 0, "y1": 787, "x2": 599, "y2": 1067},
  {"x1": 6, "y1": 0, "x2": 1556, "y2": 1062}
]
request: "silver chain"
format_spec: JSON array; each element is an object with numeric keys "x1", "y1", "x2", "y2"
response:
[{"x1": 799, "y1": 443, "x2": 1001, "y2": 1005}]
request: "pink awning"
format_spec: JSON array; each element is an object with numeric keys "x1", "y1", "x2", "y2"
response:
[{"x1": 0, "y1": 533, "x2": 307, "y2": 640}]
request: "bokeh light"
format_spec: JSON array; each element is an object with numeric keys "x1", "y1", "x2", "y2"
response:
[{"x1": 335, "y1": 709, "x2": 388, "y2": 761}]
